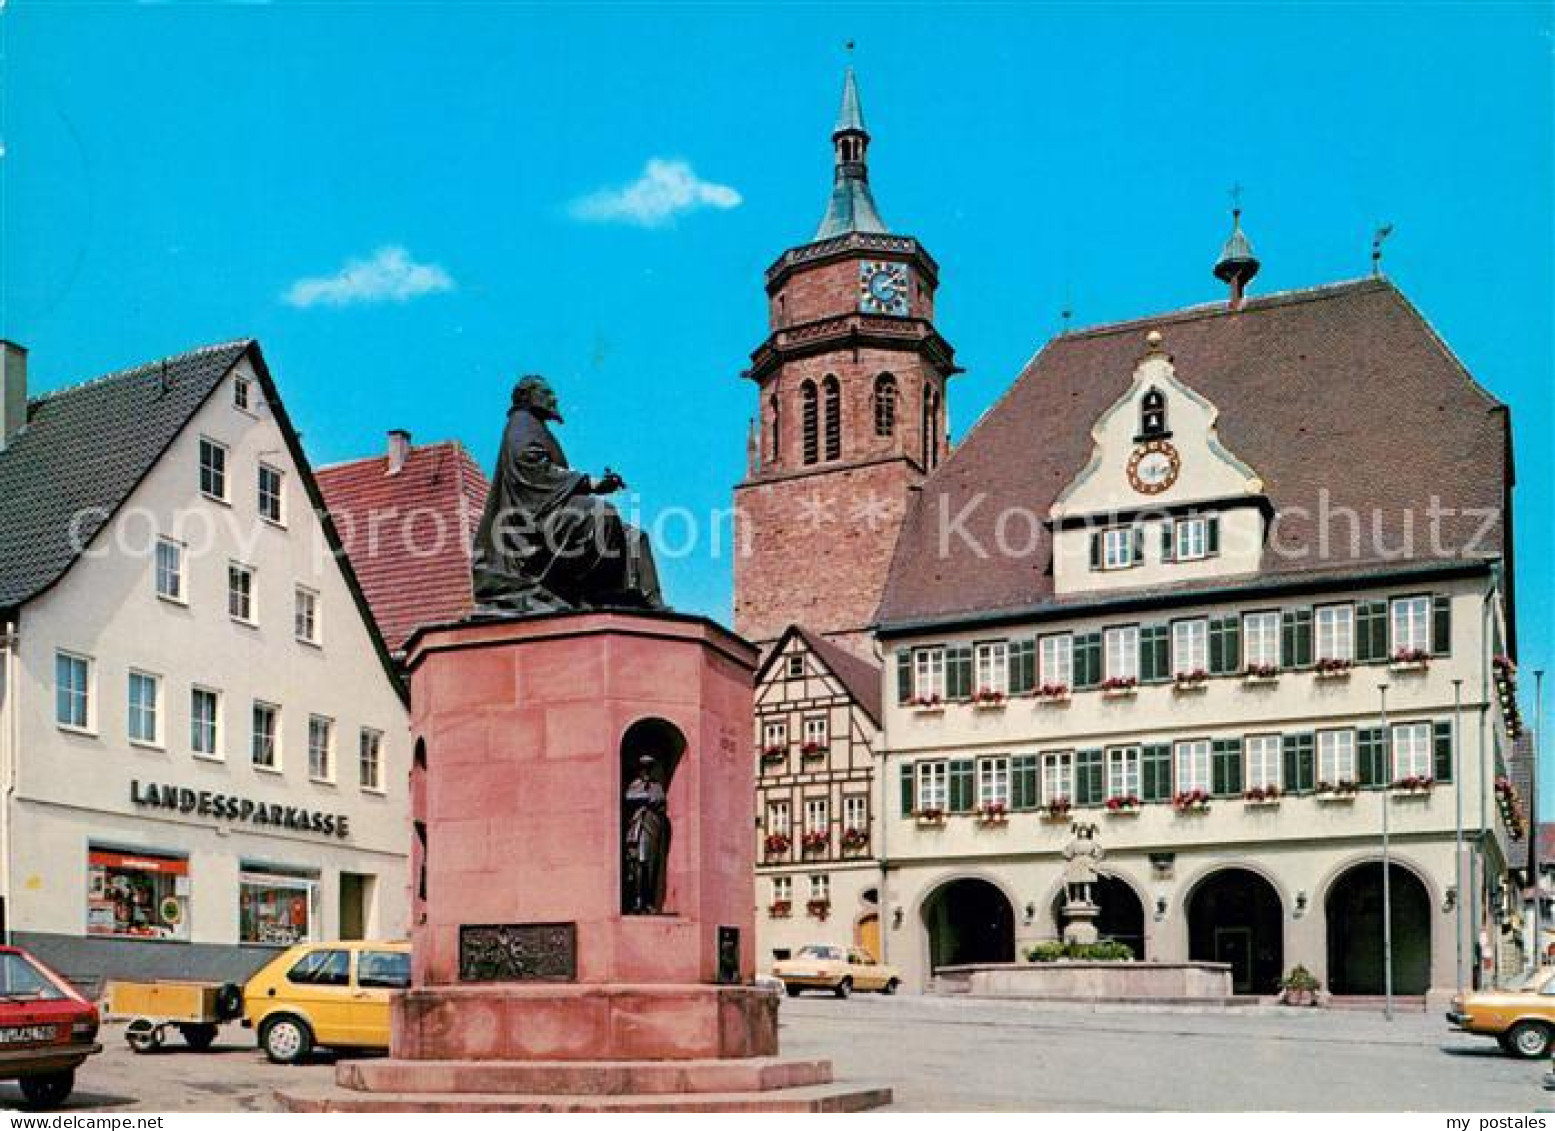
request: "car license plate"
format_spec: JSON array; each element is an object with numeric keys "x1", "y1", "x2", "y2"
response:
[{"x1": 0, "y1": 1025, "x2": 58, "y2": 1044}]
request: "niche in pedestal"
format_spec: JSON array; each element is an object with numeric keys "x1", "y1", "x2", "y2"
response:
[{"x1": 620, "y1": 717, "x2": 684, "y2": 916}]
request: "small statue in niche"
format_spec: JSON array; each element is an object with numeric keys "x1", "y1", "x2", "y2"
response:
[{"x1": 623, "y1": 755, "x2": 670, "y2": 915}]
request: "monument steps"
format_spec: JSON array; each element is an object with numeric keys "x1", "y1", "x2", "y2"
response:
[
  {"x1": 336, "y1": 1055, "x2": 834, "y2": 1095},
  {"x1": 276, "y1": 1080, "x2": 893, "y2": 1113}
]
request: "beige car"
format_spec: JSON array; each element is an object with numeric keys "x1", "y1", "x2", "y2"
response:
[
  {"x1": 1449, "y1": 967, "x2": 1555, "y2": 1058},
  {"x1": 772, "y1": 944, "x2": 900, "y2": 999}
]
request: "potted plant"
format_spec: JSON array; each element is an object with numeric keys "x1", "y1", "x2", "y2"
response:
[
  {"x1": 909, "y1": 693, "x2": 945, "y2": 712},
  {"x1": 1315, "y1": 779, "x2": 1360, "y2": 802},
  {"x1": 1172, "y1": 788, "x2": 1211, "y2": 813},
  {"x1": 1279, "y1": 965, "x2": 1321, "y2": 1006},
  {"x1": 1036, "y1": 682, "x2": 1071, "y2": 704},
  {"x1": 1173, "y1": 668, "x2": 1210, "y2": 691},
  {"x1": 1242, "y1": 784, "x2": 1281, "y2": 806},
  {"x1": 976, "y1": 800, "x2": 1009, "y2": 825},
  {"x1": 800, "y1": 740, "x2": 828, "y2": 761},
  {"x1": 1104, "y1": 794, "x2": 1142, "y2": 814},
  {"x1": 1390, "y1": 647, "x2": 1431, "y2": 671},
  {"x1": 805, "y1": 898, "x2": 831, "y2": 921},
  {"x1": 800, "y1": 830, "x2": 829, "y2": 853},
  {"x1": 1315, "y1": 657, "x2": 1354, "y2": 678},
  {"x1": 841, "y1": 826, "x2": 869, "y2": 851},
  {"x1": 1101, "y1": 675, "x2": 1139, "y2": 698},
  {"x1": 1242, "y1": 662, "x2": 1279, "y2": 683},
  {"x1": 763, "y1": 832, "x2": 791, "y2": 856},
  {"x1": 1040, "y1": 796, "x2": 1073, "y2": 821},
  {"x1": 1391, "y1": 773, "x2": 1434, "y2": 796},
  {"x1": 761, "y1": 745, "x2": 786, "y2": 766},
  {"x1": 915, "y1": 806, "x2": 947, "y2": 827},
  {"x1": 768, "y1": 900, "x2": 792, "y2": 919},
  {"x1": 972, "y1": 687, "x2": 1008, "y2": 709}
]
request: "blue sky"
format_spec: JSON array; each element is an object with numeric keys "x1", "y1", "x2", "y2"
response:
[{"x1": 4, "y1": 4, "x2": 1552, "y2": 729}]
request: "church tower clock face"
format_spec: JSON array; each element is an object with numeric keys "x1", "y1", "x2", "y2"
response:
[
  {"x1": 858, "y1": 261, "x2": 909, "y2": 316},
  {"x1": 1127, "y1": 440, "x2": 1181, "y2": 495}
]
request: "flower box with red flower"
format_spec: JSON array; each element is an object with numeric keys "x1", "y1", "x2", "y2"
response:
[
  {"x1": 1390, "y1": 648, "x2": 1431, "y2": 672},
  {"x1": 1173, "y1": 669, "x2": 1210, "y2": 692},
  {"x1": 1242, "y1": 785, "x2": 1282, "y2": 807},
  {"x1": 1101, "y1": 676, "x2": 1139, "y2": 699},
  {"x1": 1242, "y1": 663, "x2": 1279, "y2": 685},
  {"x1": 915, "y1": 807, "x2": 947, "y2": 827},
  {"x1": 972, "y1": 688, "x2": 1008, "y2": 710},
  {"x1": 763, "y1": 832, "x2": 791, "y2": 856},
  {"x1": 841, "y1": 827, "x2": 869, "y2": 851},
  {"x1": 1390, "y1": 774, "x2": 1434, "y2": 797},
  {"x1": 800, "y1": 741, "x2": 829, "y2": 762},
  {"x1": 761, "y1": 745, "x2": 787, "y2": 767},
  {"x1": 805, "y1": 899, "x2": 831, "y2": 920},
  {"x1": 1040, "y1": 797, "x2": 1073, "y2": 821},
  {"x1": 1314, "y1": 657, "x2": 1353, "y2": 679},
  {"x1": 768, "y1": 900, "x2": 792, "y2": 919},
  {"x1": 909, "y1": 694, "x2": 945, "y2": 714},
  {"x1": 976, "y1": 801, "x2": 1009, "y2": 825},
  {"x1": 1172, "y1": 789, "x2": 1211, "y2": 814},
  {"x1": 1315, "y1": 779, "x2": 1360, "y2": 802},
  {"x1": 1104, "y1": 795, "x2": 1142, "y2": 815},
  {"x1": 800, "y1": 831, "x2": 829, "y2": 853},
  {"x1": 1036, "y1": 683, "x2": 1071, "y2": 705}
]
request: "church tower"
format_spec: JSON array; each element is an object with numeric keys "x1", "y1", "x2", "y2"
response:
[{"x1": 734, "y1": 67, "x2": 959, "y2": 657}]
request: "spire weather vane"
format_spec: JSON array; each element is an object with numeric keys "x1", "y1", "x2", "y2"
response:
[{"x1": 1372, "y1": 223, "x2": 1395, "y2": 276}]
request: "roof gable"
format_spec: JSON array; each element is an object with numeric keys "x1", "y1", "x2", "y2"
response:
[
  {"x1": 877, "y1": 278, "x2": 1509, "y2": 627},
  {"x1": 757, "y1": 624, "x2": 882, "y2": 725}
]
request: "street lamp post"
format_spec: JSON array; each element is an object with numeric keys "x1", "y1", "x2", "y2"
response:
[
  {"x1": 1380, "y1": 682, "x2": 1394, "y2": 1022},
  {"x1": 1454, "y1": 678, "x2": 1466, "y2": 996},
  {"x1": 1535, "y1": 669, "x2": 1545, "y2": 971}
]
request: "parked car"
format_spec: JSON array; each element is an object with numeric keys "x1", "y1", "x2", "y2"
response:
[
  {"x1": 242, "y1": 940, "x2": 410, "y2": 1064},
  {"x1": 771, "y1": 944, "x2": 900, "y2": 998},
  {"x1": 1448, "y1": 967, "x2": 1555, "y2": 1057},
  {"x1": 0, "y1": 945, "x2": 102, "y2": 1108}
]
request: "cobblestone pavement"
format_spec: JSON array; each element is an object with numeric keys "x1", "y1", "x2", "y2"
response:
[{"x1": 6, "y1": 999, "x2": 1543, "y2": 1113}]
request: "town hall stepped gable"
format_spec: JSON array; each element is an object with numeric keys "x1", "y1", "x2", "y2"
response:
[{"x1": 875, "y1": 277, "x2": 1510, "y2": 628}]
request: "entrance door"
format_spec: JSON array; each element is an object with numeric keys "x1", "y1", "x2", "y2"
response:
[
  {"x1": 1214, "y1": 927, "x2": 1254, "y2": 993},
  {"x1": 339, "y1": 874, "x2": 370, "y2": 940},
  {"x1": 856, "y1": 913, "x2": 881, "y2": 962}
]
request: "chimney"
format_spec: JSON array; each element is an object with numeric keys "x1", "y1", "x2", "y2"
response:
[
  {"x1": 0, "y1": 341, "x2": 27, "y2": 450},
  {"x1": 387, "y1": 429, "x2": 412, "y2": 475}
]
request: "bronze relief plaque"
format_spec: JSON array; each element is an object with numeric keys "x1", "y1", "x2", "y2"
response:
[{"x1": 459, "y1": 922, "x2": 577, "y2": 982}]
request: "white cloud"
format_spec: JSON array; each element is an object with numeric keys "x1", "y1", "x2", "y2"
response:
[
  {"x1": 283, "y1": 246, "x2": 454, "y2": 309},
  {"x1": 569, "y1": 159, "x2": 742, "y2": 228}
]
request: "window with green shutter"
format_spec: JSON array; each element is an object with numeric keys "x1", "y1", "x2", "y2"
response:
[
  {"x1": 948, "y1": 759, "x2": 975, "y2": 812},
  {"x1": 1139, "y1": 625, "x2": 1170, "y2": 683},
  {"x1": 1356, "y1": 600, "x2": 1388, "y2": 663},
  {"x1": 896, "y1": 651, "x2": 913, "y2": 704},
  {"x1": 946, "y1": 645, "x2": 973, "y2": 701},
  {"x1": 1012, "y1": 754, "x2": 1039, "y2": 810},
  {"x1": 900, "y1": 762, "x2": 915, "y2": 815},
  {"x1": 1211, "y1": 739, "x2": 1243, "y2": 797},
  {"x1": 1281, "y1": 609, "x2": 1313, "y2": 669},
  {"x1": 1432, "y1": 595, "x2": 1452, "y2": 656},
  {"x1": 1010, "y1": 639, "x2": 1037, "y2": 695},
  {"x1": 1433, "y1": 720, "x2": 1454, "y2": 782},
  {"x1": 1074, "y1": 749, "x2": 1104, "y2": 806},
  {"x1": 1357, "y1": 727, "x2": 1386, "y2": 786},
  {"x1": 1282, "y1": 733, "x2": 1315, "y2": 794},
  {"x1": 1074, "y1": 633, "x2": 1102, "y2": 689},
  {"x1": 1209, "y1": 616, "x2": 1241, "y2": 675},
  {"x1": 1206, "y1": 515, "x2": 1220, "y2": 555},
  {"x1": 1140, "y1": 743, "x2": 1172, "y2": 802}
]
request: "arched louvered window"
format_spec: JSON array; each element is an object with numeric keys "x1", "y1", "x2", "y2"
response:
[
  {"x1": 801, "y1": 380, "x2": 819, "y2": 466},
  {"x1": 1140, "y1": 387, "x2": 1168, "y2": 438},
  {"x1": 874, "y1": 374, "x2": 897, "y2": 438},
  {"x1": 823, "y1": 376, "x2": 841, "y2": 462},
  {"x1": 769, "y1": 393, "x2": 781, "y2": 462}
]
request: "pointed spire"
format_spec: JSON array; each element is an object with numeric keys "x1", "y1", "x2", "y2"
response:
[
  {"x1": 1213, "y1": 204, "x2": 1260, "y2": 308},
  {"x1": 814, "y1": 64, "x2": 889, "y2": 241}
]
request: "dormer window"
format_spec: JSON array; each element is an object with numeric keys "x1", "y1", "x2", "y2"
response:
[{"x1": 1138, "y1": 387, "x2": 1169, "y2": 440}]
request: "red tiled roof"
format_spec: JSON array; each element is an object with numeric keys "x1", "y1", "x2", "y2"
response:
[
  {"x1": 877, "y1": 278, "x2": 1510, "y2": 627},
  {"x1": 316, "y1": 441, "x2": 489, "y2": 653}
]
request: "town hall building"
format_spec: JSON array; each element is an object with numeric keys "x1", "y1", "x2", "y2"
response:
[{"x1": 740, "y1": 68, "x2": 1525, "y2": 1004}]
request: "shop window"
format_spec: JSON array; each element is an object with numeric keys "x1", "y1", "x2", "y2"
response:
[
  {"x1": 239, "y1": 872, "x2": 317, "y2": 947},
  {"x1": 87, "y1": 849, "x2": 189, "y2": 942}
]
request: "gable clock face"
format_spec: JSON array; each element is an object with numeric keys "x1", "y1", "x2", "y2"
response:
[
  {"x1": 858, "y1": 260, "x2": 910, "y2": 316},
  {"x1": 1127, "y1": 440, "x2": 1181, "y2": 495}
]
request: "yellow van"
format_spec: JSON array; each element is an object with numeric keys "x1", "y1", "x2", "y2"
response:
[{"x1": 242, "y1": 940, "x2": 410, "y2": 1063}]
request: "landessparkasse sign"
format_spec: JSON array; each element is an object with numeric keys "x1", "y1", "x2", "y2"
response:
[{"x1": 130, "y1": 780, "x2": 351, "y2": 839}]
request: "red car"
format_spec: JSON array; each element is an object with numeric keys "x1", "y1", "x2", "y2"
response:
[{"x1": 0, "y1": 947, "x2": 101, "y2": 1108}]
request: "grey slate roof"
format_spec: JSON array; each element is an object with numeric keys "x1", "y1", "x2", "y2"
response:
[
  {"x1": 815, "y1": 176, "x2": 889, "y2": 241},
  {"x1": 835, "y1": 66, "x2": 867, "y2": 134},
  {"x1": 0, "y1": 340, "x2": 252, "y2": 611}
]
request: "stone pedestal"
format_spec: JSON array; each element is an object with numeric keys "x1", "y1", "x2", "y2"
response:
[
  {"x1": 278, "y1": 610, "x2": 888, "y2": 1113},
  {"x1": 1062, "y1": 900, "x2": 1100, "y2": 945}
]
